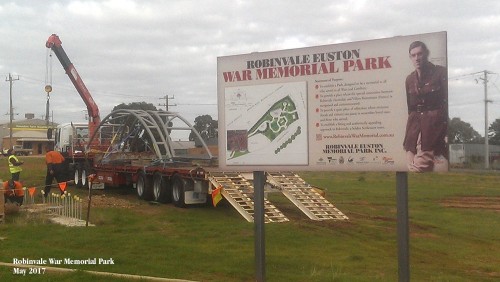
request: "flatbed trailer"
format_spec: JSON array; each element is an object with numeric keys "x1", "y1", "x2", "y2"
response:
[{"x1": 93, "y1": 160, "x2": 349, "y2": 223}]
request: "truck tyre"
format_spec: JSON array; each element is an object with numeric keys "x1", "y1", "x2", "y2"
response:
[
  {"x1": 153, "y1": 172, "x2": 171, "y2": 203},
  {"x1": 136, "y1": 172, "x2": 153, "y2": 200},
  {"x1": 80, "y1": 167, "x2": 89, "y2": 189},
  {"x1": 74, "y1": 167, "x2": 82, "y2": 188},
  {"x1": 171, "y1": 175, "x2": 186, "y2": 208}
]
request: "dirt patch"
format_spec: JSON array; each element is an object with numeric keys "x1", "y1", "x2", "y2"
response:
[
  {"x1": 86, "y1": 191, "x2": 173, "y2": 217},
  {"x1": 441, "y1": 196, "x2": 500, "y2": 211},
  {"x1": 89, "y1": 194, "x2": 141, "y2": 209},
  {"x1": 49, "y1": 216, "x2": 94, "y2": 227},
  {"x1": 3, "y1": 202, "x2": 21, "y2": 214}
]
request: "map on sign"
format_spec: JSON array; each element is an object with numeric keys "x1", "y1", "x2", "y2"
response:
[{"x1": 225, "y1": 81, "x2": 308, "y2": 165}]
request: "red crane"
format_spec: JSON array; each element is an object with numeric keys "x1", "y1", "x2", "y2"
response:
[{"x1": 46, "y1": 34, "x2": 101, "y2": 141}]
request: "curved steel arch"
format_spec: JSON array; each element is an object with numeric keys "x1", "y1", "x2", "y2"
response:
[{"x1": 88, "y1": 109, "x2": 214, "y2": 164}]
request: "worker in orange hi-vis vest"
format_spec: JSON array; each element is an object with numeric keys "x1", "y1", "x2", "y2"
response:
[
  {"x1": 3, "y1": 180, "x2": 24, "y2": 205},
  {"x1": 44, "y1": 146, "x2": 66, "y2": 197}
]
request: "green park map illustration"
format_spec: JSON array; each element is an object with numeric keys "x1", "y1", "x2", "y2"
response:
[
  {"x1": 248, "y1": 96, "x2": 299, "y2": 140},
  {"x1": 225, "y1": 82, "x2": 308, "y2": 165}
]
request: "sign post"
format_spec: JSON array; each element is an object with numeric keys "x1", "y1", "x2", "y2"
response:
[
  {"x1": 396, "y1": 171, "x2": 409, "y2": 282},
  {"x1": 253, "y1": 171, "x2": 266, "y2": 282}
]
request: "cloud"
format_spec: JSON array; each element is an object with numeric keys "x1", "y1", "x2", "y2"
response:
[{"x1": 0, "y1": 0, "x2": 499, "y2": 137}]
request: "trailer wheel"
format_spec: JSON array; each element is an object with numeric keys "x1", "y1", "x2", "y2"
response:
[
  {"x1": 136, "y1": 172, "x2": 153, "y2": 200},
  {"x1": 171, "y1": 175, "x2": 185, "y2": 208},
  {"x1": 136, "y1": 172, "x2": 147, "y2": 199},
  {"x1": 74, "y1": 168, "x2": 82, "y2": 188},
  {"x1": 80, "y1": 167, "x2": 89, "y2": 189},
  {"x1": 153, "y1": 172, "x2": 171, "y2": 203}
]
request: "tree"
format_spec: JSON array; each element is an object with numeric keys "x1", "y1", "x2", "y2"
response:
[
  {"x1": 489, "y1": 118, "x2": 500, "y2": 145},
  {"x1": 189, "y1": 115, "x2": 218, "y2": 142},
  {"x1": 110, "y1": 101, "x2": 159, "y2": 132},
  {"x1": 109, "y1": 102, "x2": 160, "y2": 152},
  {"x1": 112, "y1": 102, "x2": 158, "y2": 112},
  {"x1": 448, "y1": 117, "x2": 483, "y2": 144}
]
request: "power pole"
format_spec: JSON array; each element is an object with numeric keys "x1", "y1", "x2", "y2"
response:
[
  {"x1": 159, "y1": 94, "x2": 176, "y2": 111},
  {"x1": 6, "y1": 73, "x2": 19, "y2": 148},
  {"x1": 480, "y1": 70, "x2": 493, "y2": 169}
]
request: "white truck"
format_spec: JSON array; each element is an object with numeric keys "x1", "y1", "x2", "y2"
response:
[{"x1": 12, "y1": 145, "x2": 32, "y2": 156}]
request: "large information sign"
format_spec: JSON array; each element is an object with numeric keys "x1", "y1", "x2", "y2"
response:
[{"x1": 217, "y1": 32, "x2": 448, "y2": 172}]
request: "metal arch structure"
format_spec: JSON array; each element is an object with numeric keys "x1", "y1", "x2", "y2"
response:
[{"x1": 87, "y1": 109, "x2": 215, "y2": 164}]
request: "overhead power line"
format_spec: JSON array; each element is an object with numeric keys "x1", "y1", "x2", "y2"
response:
[
  {"x1": 448, "y1": 71, "x2": 484, "y2": 80},
  {"x1": 176, "y1": 103, "x2": 217, "y2": 106},
  {"x1": 17, "y1": 75, "x2": 154, "y2": 99},
  {"x1": 491, "y1": 81, "x2": 500, "y2": 96}
]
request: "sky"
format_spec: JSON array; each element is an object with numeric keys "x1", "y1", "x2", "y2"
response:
[{"x1": 0, "y1": 0, "x2": 499, "y2": 137}]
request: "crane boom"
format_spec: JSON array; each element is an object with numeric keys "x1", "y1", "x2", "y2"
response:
[{"x1": 46, "y1": 34, "x2": 101, "y2": 137}]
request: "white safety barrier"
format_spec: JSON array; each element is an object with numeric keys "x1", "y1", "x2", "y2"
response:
[{"x1": 43, "y1": 191, "x2": 84, "y2": 221}]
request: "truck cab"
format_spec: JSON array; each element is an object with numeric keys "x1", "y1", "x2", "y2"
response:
[{"x1": 54, "y1": 122, "x2": 89, "y2": 155}]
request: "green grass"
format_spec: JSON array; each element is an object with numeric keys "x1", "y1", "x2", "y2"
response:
[{"x1": 1, "y1": 157, "x2": 499, "y2": 281}]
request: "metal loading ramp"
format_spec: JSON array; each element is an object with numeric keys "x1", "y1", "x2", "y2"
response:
[
  {"x1": 208, "y1": 172, "x2": 289, "y2": 223},
  {"x1": 266, "y1": 172, "x2": 349, "y2": 221}
]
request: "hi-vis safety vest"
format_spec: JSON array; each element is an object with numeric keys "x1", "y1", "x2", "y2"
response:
[
  {"x1": 3, "y1": 180, "x2": 23, "y2": 197},
  {"x1": 8, "y1": 155, "x2": 22, "y2": 174}
]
